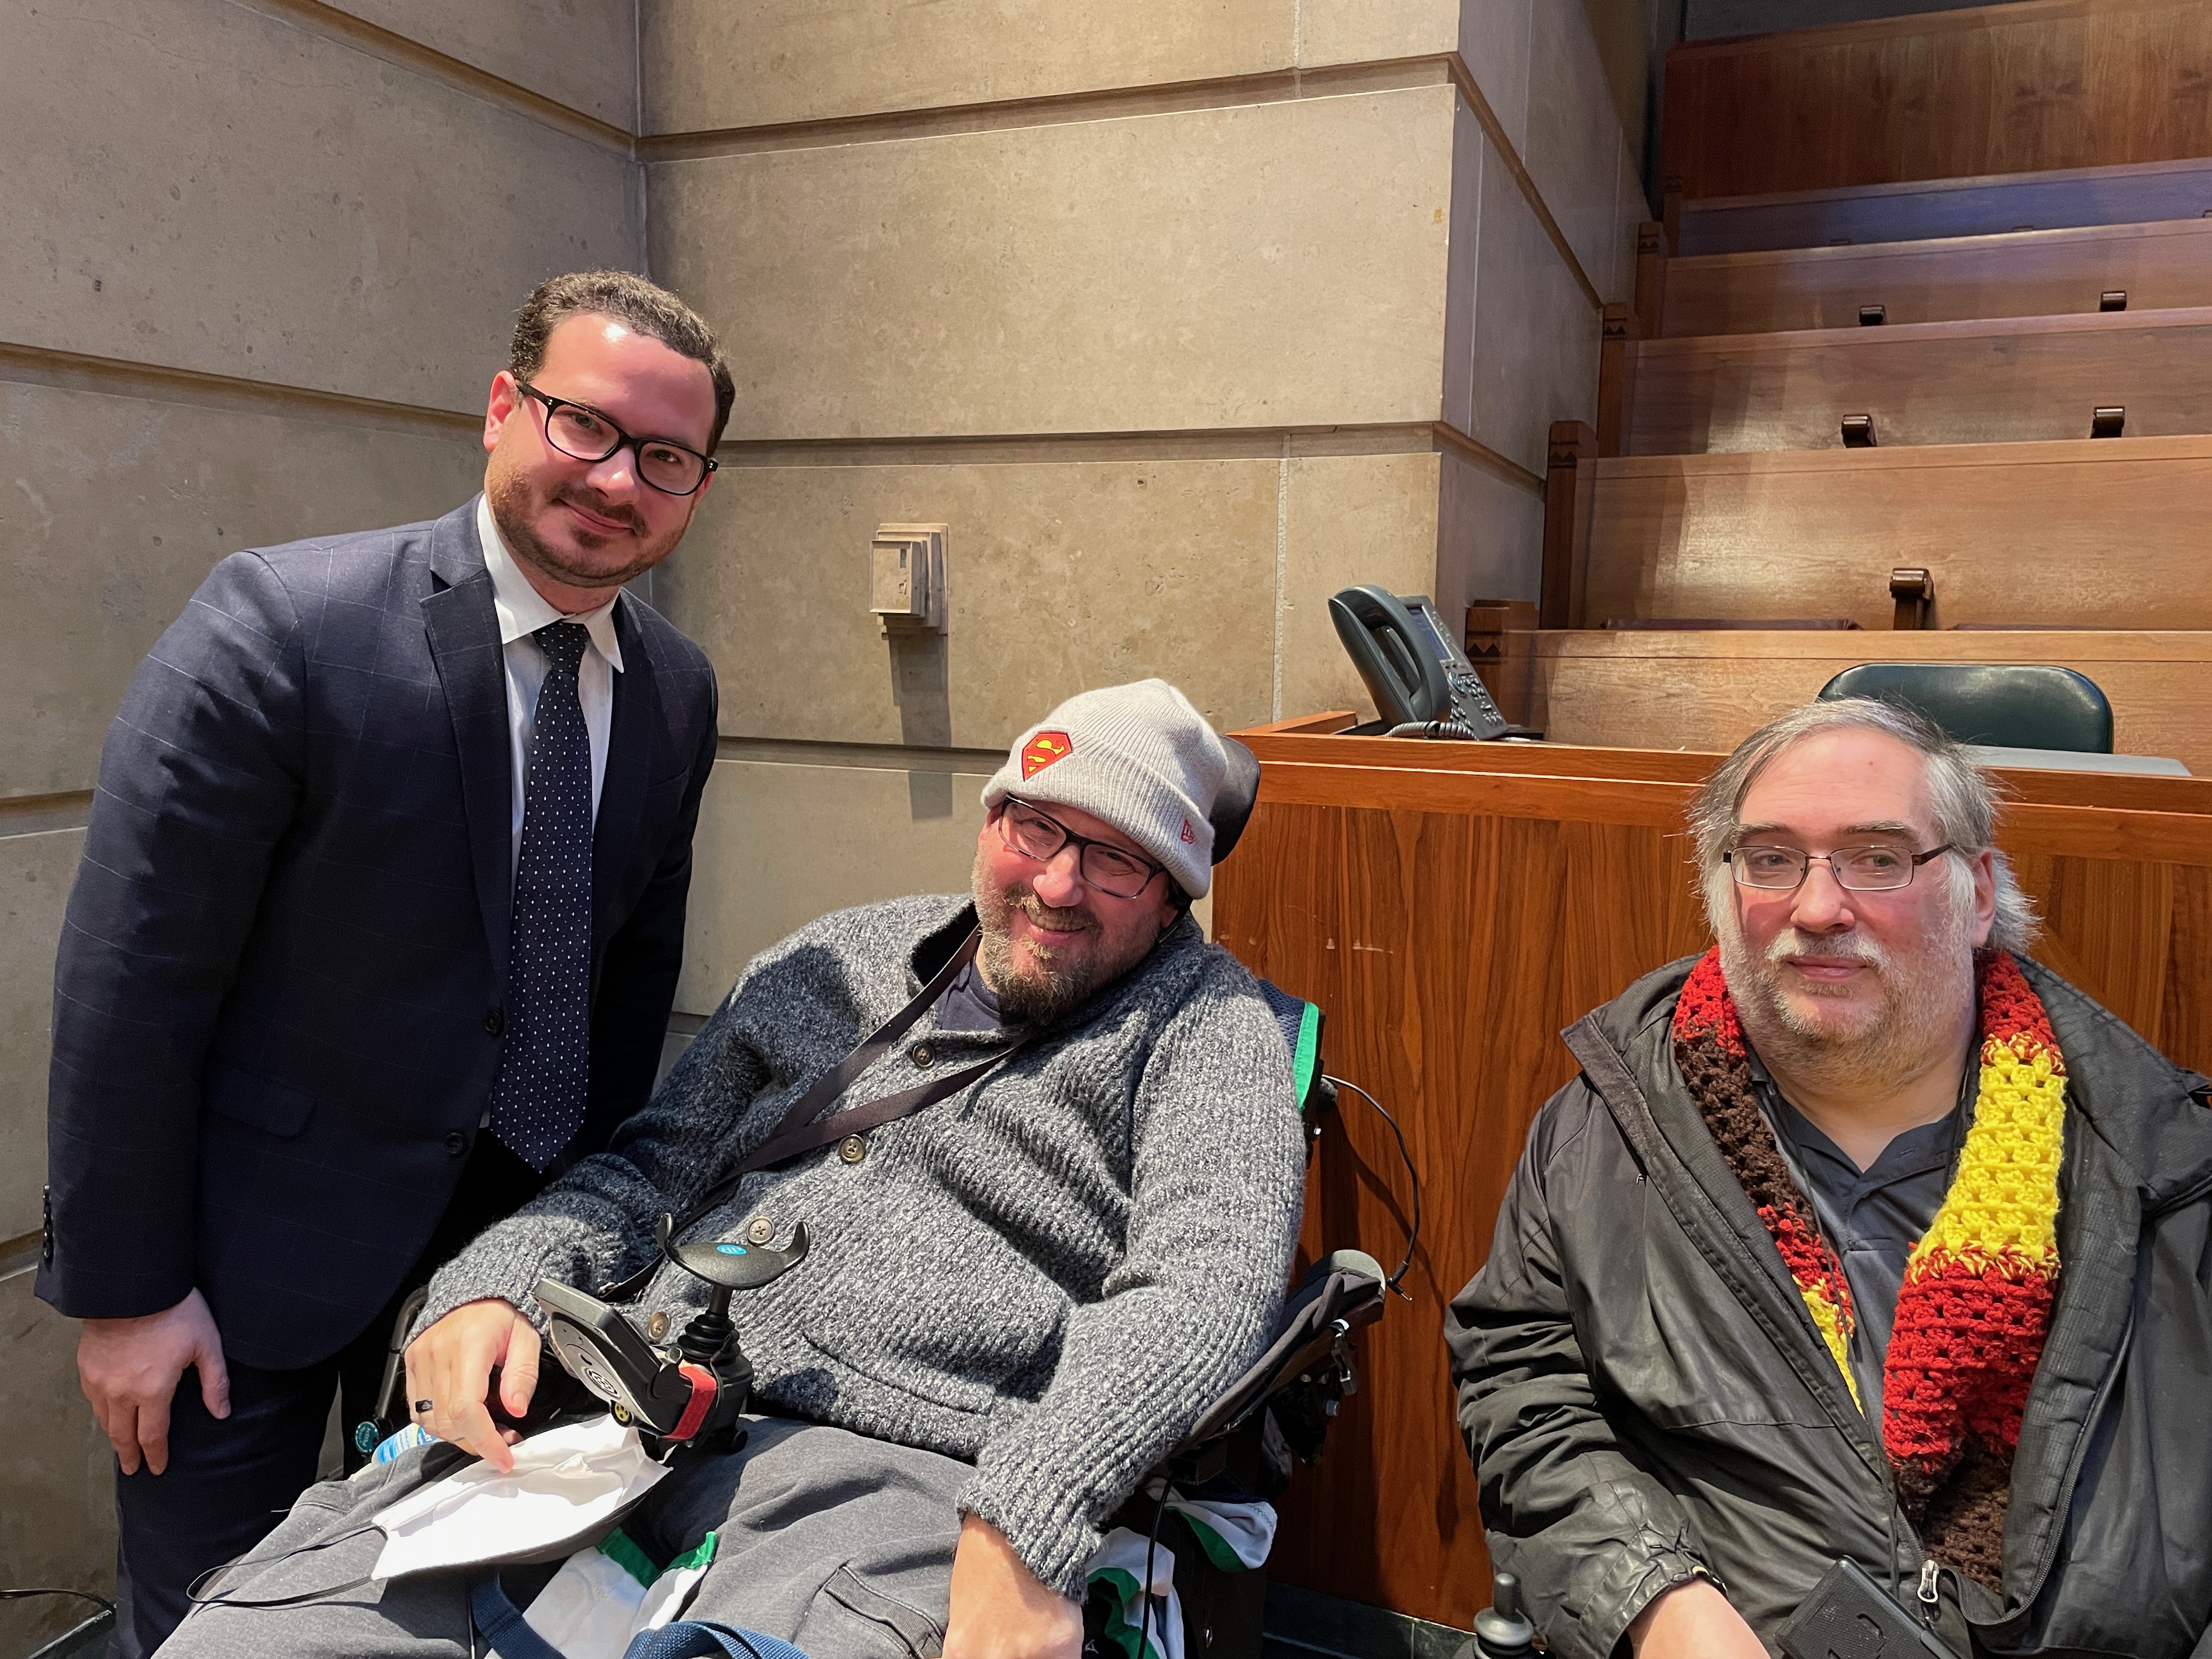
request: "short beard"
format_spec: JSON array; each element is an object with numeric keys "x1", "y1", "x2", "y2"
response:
[
  {"x1": 486, "y1": 464, "x2": 673, "y2": 595},
  {"x1": 1717, "y1": 899, "x2": 1976, "y2": 1099},
  {"x1": 972, "y1": 853, "x2": 1146, "y2": 1026}
]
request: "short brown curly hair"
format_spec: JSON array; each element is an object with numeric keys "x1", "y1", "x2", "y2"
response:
[{"x1": 510, "y1": 270, "x2": 736, "y2": 450}]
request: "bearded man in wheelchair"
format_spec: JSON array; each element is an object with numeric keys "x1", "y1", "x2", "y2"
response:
[{"x1": 160, "y1": 680, "x2": 1325, "y2": 1659}]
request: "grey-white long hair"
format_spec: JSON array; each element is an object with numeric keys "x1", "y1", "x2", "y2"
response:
[{"x1": 1686, "y1": 697, "x2": 2039, "y2": 953}]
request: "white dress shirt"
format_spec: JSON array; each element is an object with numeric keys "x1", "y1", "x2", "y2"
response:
[{"x1": 474, "y1": 494, "x2": 624, "y2": 878}]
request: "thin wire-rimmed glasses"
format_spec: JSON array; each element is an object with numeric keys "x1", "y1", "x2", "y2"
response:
[
  {"x1": 1725, "y1": 843, "x2": 1956, "y2": 891},
  {"x1": 995, "y1": 797, "x2": 1168, "y2": 899},
  {"x1": 516, "y1": 381, "x2": 718, "y2": 496}
]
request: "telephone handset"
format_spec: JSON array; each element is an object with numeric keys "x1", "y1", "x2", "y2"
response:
[{"x1": 1328, "y1": 584, "x2": 1510, "y2": 740}]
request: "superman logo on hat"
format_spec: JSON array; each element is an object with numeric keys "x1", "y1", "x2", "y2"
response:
[{"x1": 1021, "y1": 731, "x2": 1073, "y2": 780}]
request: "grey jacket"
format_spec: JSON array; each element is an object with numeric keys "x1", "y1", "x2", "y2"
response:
[
  {"x1": 422, "y1": 894, "x2": 1307, "y2": 1596},
  {"x1": 1447, "y1": 955, "x2": 2212, "y2": 1659}
]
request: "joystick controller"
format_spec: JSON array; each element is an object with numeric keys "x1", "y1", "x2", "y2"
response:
[{"x1": 535, "y1": 1215, "x2": 808, "y2": 1455}]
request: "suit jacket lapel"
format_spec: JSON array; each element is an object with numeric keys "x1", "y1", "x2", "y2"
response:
[
  {"x1": 593, "y1": 595, "x2": 657, "y2": 952},
  {"x1": 421, "y1": 502, "x2": 515, "y2": 973}
]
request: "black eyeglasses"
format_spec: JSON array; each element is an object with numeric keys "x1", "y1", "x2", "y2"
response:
[
  {"x1": 995, "y1": 798, "x2": 1168, "y2": 900},
  {"x1": 516, "y1": 382, "x2": 718, "y2": 497},
  {"x1": 1724, "y1": 843, "x2": 1956, "y2": 892}
]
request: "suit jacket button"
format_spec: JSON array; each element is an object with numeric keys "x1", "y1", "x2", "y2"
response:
[
  {"x1": 445, "y1": 1132, "x2": 469, "y2": 1156},
  {"x1": 910, "y1": 1042, "x2": 934, "y2": 1069},
  {"x1": 837, "y1": 1135, "x2": 867, "y2": 1165},
  {"x1": 483, "y1": 1008, "x2": 506, "y2": 1036}
]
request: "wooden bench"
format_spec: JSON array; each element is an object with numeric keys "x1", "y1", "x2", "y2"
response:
[
  {"x1": 1663, "y1": 0, "x2": 2212, "y2": 206},
  {"x1": 1545, "y1": 430, "x2": 2212, "y2": 629},
  {"x1": 1673, "y1": 157, "x2": 2212, "y2": 258},
  {"x1": 1489, "y1": 629, "x2": 2212, "y2": 773},
  {"x1": 1655, "y1": 216, "x2": 2212, "y2": 337},
  {"x1": 1623, "y1": 306, "x2": 2212, "y2": 454}
]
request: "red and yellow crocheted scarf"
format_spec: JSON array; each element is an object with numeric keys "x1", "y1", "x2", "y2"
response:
[{"x1": 1671, "y1": 946, "x2": 2066, "y2": 1590}]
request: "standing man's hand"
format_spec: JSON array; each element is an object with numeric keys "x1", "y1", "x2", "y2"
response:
[
  {"x1": 402, "y1": 1298, "x2": 539, "y2": 1471},
  {"x1": 77, "y1": 1288, "x2": 230, "y2": 1476},
  {"x1": 1628, "y1": 1577, "x2": 1767, "y2": 1658},
  {"x1": 943, "y1": 1515, "x2": 1082, "y2": 1659}
]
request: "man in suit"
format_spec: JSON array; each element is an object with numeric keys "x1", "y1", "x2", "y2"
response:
[{"x1": 37, "y1": 269, "x2": 730, "y2": 1657}]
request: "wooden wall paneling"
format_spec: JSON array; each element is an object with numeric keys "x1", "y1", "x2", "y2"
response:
[
  {"x1": 1542, "y1": 421, "x2": 1600, "y2": 629},
  {"x1": 1663, "y1": 0, "x2": 2212, "y2": 201},
  {"x1": 2162, "y1": 864, "x2": 2212, "y2": 1073},
  {"x1": 1674, "y1": 156, "x2": 2212, "y2": 256},
  {"x1": 1661, "y1": 219, "x2": 2212, "y2": 337},
  {"x1": 1598, "y1": 305, "x2": 1637, "y2": 457},
  {"x1": 1239, "y1": 724, "x2": 2212, "y2": 812},
  {"x1": 1627, "y1": 308, "x2": 2212, "y2": 454},
  {"x1": 1636, "y1": 222, "x2": 1669, "y2": 340},
  {"x1": 1504, "y1": 629, "x2": 2212, "y2": 775},
  {"x1": 1579, "y1": 436, "x2": 2212, "y2": 630},
  {"x1": 2007, "y1": 851, "x2": 2176, "y2": 1047}
]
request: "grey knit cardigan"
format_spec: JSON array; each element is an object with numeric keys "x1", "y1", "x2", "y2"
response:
[{"x1": 419, "y1": 893, "x2": 1307, "y2": 1595}]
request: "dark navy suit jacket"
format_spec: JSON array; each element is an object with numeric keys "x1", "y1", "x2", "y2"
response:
[{"x1": 37, "y1": 501, "x2": 719, "y2": 1370}]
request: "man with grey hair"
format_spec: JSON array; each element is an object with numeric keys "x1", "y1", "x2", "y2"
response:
[
  {"x1": 160, "y1": 679, "x2": 1307, "y2": 1659},
  {"x1": 1447, "y1": 698, "x2": 2212, "y2": 1658}
]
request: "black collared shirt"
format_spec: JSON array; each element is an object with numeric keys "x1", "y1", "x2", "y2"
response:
[
  {"x1": 1748, "y1": 1055, "x2": 1972, "y2": 1421},
  {"x1": 933, "y1": 957, "x2": 1008, "y2": 1033}
]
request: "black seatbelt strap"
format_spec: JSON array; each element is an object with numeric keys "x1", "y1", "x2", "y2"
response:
[{"x1": 599, "y1": 927, "x2": 1031, "y2": 1301}]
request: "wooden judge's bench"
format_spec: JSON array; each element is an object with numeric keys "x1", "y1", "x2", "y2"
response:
[{"x1": 1214, "y1": 714, "x2": 2212, "y2": 1632}]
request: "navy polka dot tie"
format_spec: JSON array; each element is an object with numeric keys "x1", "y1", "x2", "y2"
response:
[{"x1": 489, "y1": 621, "x2": 594, "y2": 1171}]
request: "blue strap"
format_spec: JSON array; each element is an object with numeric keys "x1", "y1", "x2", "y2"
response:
[
  {"x1": 470, "y1": 1576, "x2": 567, "y2": 1659},
  {"x1": 624, "y1": 1623, "x2": 812, "y2": 1659},
  {"x1": 470, "y1": 1567, "x2": 811, "y2": 1659}
]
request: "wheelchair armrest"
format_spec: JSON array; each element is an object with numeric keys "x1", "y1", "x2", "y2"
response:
[{"x1": 1173, "y1": 1249, "x2": 1387, "y2": 1454}]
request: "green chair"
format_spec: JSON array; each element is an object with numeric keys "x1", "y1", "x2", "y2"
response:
[{"x1": 1818, "y1": 663, "x2": 2114, "y2": 753}]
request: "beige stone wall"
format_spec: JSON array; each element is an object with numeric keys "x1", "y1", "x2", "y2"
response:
[
  {"x1": 0, "y1": 0, "x2": 642, "y2": 1641},
  {"x1": 642, "y1": 0, "x2": 1647, "y2": 1004}
]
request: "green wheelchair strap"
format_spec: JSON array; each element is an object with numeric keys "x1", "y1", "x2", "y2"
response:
[
  {"x1": 1254, "y1": 978, "x2": 1325, "y2": 1115},
  {"x1": 1289, "y1": 1001, "x2": 1322, "y2": 1114}
]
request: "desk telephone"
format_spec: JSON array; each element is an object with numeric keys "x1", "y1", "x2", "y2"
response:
[{"x1": 1328, "y1": 584, "x2": 1513, "y2": 740}]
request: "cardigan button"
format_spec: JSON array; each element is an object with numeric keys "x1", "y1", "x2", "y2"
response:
[
  {"x1": 910, "y1": 1042, "x2": 935, "y2": 1069},
  {"x1": 837, "y1": 1135, "x2": 868, "y2": 1166},
  {"x1": 746, "y1": 1216, "x2": 775, "y2": 1245}
]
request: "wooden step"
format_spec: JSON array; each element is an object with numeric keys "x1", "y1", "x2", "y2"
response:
[
  {"x1": 1626, "y1": 307, "x2": 2212, "y2": 454},
  {"x1": 1662, "y1": 0, "x2": 2212, "y2": 202},
  {"x1": 1497, "y1": 628, "x2": 2212, "y2": 774},
  {"x1": 1557, "y1": 434, "x2": 2212, "y2": 630},
  {"x1": 1675, "y1": 157, "x2": 2212, "y2": 256},
  {"x1": 1661, "y1": 217, "x2": 2212, "y2": 336}
]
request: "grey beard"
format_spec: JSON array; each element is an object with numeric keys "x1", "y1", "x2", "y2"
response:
[
  {"x1": 977, "y1": 922, "x2": 1114, "y2": 1026},
  {"x1": 1718, "y1": 915, "x2": 1974, "y2": 1099}
]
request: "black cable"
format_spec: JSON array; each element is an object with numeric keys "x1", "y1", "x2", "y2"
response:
[
  {"x1": 1137, "y1": 1479, "x2": 1169, "y2": 1659},
  {"x1": 0, "y1": 1589, "x2": 115, "y2": 1615},
  {"x1": 1322, "y1": 1075, "x2": 1423, "y2": 1297}
]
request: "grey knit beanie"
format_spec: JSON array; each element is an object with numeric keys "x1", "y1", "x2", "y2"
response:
[{"x1": 981, "y1": 680, "x2": 1229, "y2": 899}]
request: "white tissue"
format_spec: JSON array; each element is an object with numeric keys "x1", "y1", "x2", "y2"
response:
[{"x1": 370, "y1": 1415, "x2": 668, "y2": 1581}]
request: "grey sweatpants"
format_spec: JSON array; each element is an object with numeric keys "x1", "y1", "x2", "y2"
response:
[{"x1": 156, "y1": 1417, "x2": 965, "y2": 1659}]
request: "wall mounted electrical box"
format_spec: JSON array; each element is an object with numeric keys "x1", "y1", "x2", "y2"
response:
[{"x1": 870, "y1": 523, "x2": 948, "y2": 635}]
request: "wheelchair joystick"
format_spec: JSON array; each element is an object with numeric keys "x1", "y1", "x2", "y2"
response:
[
  {"x1": 1471, "y1": 1573, "x2": 1536, "y2": 1658},
  {"x1": 534, "y1": 1215, "x2": 808, "y2": 1457}
]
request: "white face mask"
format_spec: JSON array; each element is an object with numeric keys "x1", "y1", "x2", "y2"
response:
[{"x1": 370, "y1": 1415, "x2": 667, "y2": 1581}]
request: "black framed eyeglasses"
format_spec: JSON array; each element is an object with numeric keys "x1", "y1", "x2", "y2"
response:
[
  {"x1": 995, "y1": 797, "x2": 1168, "y2": 900},
  {"x1": 516, "y1": 381, "x2": 718, "y2": 497},
  {"x1": 1724, "y1": 843, "x2": 1956, "y2": 892}
]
